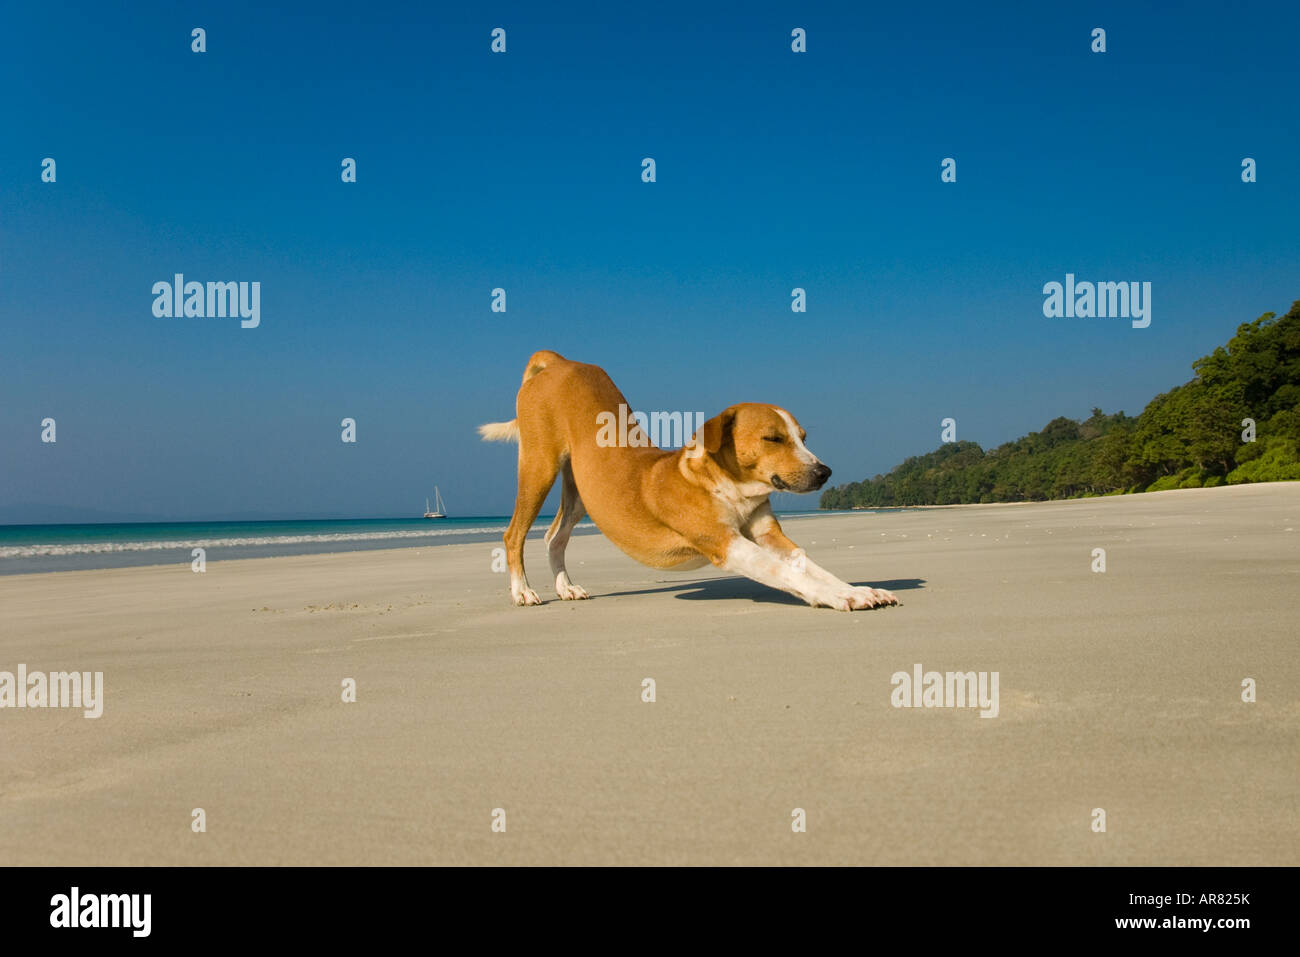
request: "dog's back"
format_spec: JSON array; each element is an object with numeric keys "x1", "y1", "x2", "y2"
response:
[
  {"x1": 480, "y1": 351, "x2": 644, "y2": 461},
  {"x1": 477, "y1": 350, "x2": 563, "y2": 443}
]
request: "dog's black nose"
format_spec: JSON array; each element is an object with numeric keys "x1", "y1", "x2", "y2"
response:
[{"x1": 813, "y1": 463, "x2": 832, "y2": 483}]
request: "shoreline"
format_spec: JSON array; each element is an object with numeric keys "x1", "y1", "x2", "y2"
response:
[
  {"x1": 3, "y1": 483, "x2": 1295, "y2": 577},
  {"x1": 838, "y1": 481, "x2": 1300, "y2": 510}
]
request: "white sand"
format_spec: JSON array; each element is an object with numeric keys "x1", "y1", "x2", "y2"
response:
[{"x1": 1, "y1": 482, "x2": 1297, "y2": 864}]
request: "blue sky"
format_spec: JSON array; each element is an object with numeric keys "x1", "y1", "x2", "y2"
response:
[{"x1": 2, "y1": 1, "x2": 1298, "y2": 521}]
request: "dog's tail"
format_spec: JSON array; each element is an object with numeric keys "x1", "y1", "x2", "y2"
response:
[{"x1": 477, "y1": 420, "x2": 520, "y2": 443}]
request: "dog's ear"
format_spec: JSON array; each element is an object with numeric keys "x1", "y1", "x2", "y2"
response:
[{"x1": 698, "y1": 406, "x2": 737, "y2": 454}]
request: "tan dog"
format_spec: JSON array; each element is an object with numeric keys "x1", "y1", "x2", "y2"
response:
[{"x1": 478, "y1": 351, "x2": 899, "y2": 611}]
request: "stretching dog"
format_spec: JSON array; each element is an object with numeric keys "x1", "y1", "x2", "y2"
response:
[{"x1": 479, "y1": 351, "x2": 898, "y2": 611}]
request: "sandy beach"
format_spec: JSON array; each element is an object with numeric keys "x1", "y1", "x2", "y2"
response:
[{"x1": 1, "y1": 482, "x2": 1297, "y2": 866}]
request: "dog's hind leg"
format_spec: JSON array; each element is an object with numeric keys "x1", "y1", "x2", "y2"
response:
[
  {"x1": 545, "y1": 462, "x2": 589, "y2": 600},
  {"x1": 504, "y1": 455, "x2": 560, "y2": 606}
]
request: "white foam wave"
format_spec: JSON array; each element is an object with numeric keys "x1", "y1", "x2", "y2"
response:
[{"x1": 0, "y1": 523, "x2": 595, "y2": 558}]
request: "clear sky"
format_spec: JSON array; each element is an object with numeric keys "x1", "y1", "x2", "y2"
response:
[{"x1": 2, "y1": 1, "x2": 1297, "y2": 521}]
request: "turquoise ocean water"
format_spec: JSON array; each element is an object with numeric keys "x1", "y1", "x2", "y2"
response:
[{"x1": 0, "y1": 511, "x2": 850, "y2": 575}]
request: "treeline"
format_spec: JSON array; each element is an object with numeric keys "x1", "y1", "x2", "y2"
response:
[{"x1": 820, "y1": 300, "x2": 1300, "y2": 508}]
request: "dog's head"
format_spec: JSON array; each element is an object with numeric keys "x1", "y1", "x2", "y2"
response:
[{"x1": 689, "y1": 403, "x2": 831, "y2": 494}]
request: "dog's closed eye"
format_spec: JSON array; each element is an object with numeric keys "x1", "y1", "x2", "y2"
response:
[{"x1": 762, "y1": 435, "x2": 785, "y2": 443}]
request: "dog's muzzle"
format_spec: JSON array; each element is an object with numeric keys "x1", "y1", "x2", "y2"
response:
[{"x1": 774, "y1": 463, "x2": 832, "y2": 492}]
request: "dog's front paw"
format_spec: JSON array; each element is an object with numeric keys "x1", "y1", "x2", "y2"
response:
[
  {"x1": 511, "y1": 586, "x2": 543, "y2": 606},
  {"x1": 841, "y1": 586, "x2": 896, "y2": 610},
  {"x1": 869, "y1": 587, "x2": 898, "y2": 606}
]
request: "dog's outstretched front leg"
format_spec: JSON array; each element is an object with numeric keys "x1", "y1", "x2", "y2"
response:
[
  {"x1": 781, "y1": 547, "x2": 897, "y2": 609},
  {"x1": 711, "y1": 536, "x2": 869, "y2": 611},
  {"x1": 743, "y1": 505, "x2": 897, "y2": 609}
]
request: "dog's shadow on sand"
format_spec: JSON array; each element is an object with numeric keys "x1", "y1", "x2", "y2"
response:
[{"x1": 601, "y1": 577, "x2": 926, "y2": 606}]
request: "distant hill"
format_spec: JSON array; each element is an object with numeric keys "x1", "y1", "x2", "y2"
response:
[{"x1": 820, "y1": 300, "x2": 1300, "y2": 508}]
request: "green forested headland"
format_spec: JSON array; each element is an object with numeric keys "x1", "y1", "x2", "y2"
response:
[{"x1": 819, "y1": 300, "x2": 1300, "y2": 508}]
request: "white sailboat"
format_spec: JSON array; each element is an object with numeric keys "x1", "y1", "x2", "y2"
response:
[{"x1": 423, "y1": 487, "x2": 447, "y2": 519}]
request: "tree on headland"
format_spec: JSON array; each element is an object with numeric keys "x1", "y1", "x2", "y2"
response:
[{"x1": 819, "y1": 301, "x2": 1300, "y2": 508}]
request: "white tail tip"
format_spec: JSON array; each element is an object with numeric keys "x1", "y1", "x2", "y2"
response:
[{"x1": 478, "y1": 420, "x2": 520, "y2": 442}]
